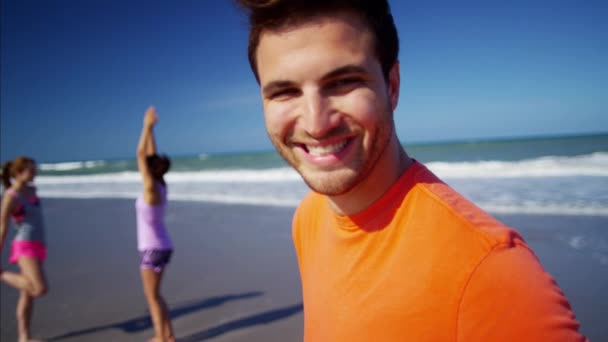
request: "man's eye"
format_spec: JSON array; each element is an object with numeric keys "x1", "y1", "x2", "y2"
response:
[
  {"x1": 270, "y1": 89, "x2": 299, "y2": 99},
  {"x1": 328, "y1": 77, "x2": 363, "y2": 90}
]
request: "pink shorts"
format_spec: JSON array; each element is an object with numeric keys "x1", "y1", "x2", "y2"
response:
[{"x1": 9, "y1": 240, "x2": 47, "y2": 264}]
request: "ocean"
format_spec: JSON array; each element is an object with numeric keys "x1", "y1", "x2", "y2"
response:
[{"x1": 31, "y1": 133, "x2": 608, "y2": 216}]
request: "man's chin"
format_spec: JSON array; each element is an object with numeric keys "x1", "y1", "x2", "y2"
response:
[{"x1": 300, "y1": 169, "x2": 360, "y2": 197}]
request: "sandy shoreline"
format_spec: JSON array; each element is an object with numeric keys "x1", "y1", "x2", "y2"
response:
[{"x1": 1, "y1": 198, "x2": 606, "y2": 341}]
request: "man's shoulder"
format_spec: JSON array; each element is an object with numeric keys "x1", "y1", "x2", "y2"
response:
[{"x1": 409, "y1": 164, "x2": 523, "y2": 250}]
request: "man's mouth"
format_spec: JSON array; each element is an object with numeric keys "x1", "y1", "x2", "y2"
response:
[
  {"x1": 305, "y1": 139, "x2": 349, "y2": 157},
  {"x1": 293, "y1": 135, "x2": 355, "y2": 160}
]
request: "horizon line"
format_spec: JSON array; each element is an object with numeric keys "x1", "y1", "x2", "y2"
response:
[{"x1": 22, "y1": 130, "x2": 607, "y2": 164}]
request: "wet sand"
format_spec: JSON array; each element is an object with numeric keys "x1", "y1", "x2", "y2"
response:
[{"x1": 1, "y1": 199, "x2": 606, "y2": 341}]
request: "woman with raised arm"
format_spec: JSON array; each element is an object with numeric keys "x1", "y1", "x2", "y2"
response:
[
  {"x1": 1, "y1": 156, "x2": 48, "y2": 342},
  {"x1": 136, "y1": 106, "x2": 174, "y2": 342}
]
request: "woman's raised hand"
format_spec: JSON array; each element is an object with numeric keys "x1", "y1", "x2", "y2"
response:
[{"x1": 144, "y1": 106, "x2": 158, "y2": 128}]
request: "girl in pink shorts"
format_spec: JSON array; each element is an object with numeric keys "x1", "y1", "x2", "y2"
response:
[{"x1": 1, "y1": 156, "x2": 48, "y2": 342}]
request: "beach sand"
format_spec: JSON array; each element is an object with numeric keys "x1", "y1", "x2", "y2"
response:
[{"x1": 1, "y1": 199, "x2": 607, "y2": 341}]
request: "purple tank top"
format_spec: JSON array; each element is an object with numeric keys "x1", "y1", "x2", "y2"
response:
[{"x1": 135, "y1": 183, "x2": 173, "y2": 251}]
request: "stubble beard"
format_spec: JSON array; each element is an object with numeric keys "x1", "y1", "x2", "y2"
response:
[{"x1": 270, "y1": 105, "x2": 395, "y2": 197}]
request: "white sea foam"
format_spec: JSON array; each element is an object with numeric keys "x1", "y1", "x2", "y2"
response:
[
  {"x1": 32, "y1": 153, "x2": 608, "y2": 216},
  {"x1": 35, "y1": 171, "x2": 141, "y2": 184},
  {"x1": 167, "y1": 168, "x2": 302, "y2": 182},
  {"x1": 35, "y1": 189, "x2": 608, "y2": 216},
  {"x1": 35, "y1": 168, "x2": 302, "y2": 184},
  {"x1": 427, "y1": 152, "x2": 608, "y2": 179},
  {"x1": 34, "y1": 152, "x2": 608, "y2": 183},
  {"x1": 479, "y1": 204, "x2": 608, "y2": 217},
  {"x1": 39, "y1": 160, "x2": 106, "y2": 171}
]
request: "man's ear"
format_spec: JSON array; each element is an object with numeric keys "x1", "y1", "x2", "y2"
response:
[{"x1": 388, "y1": 62, "x2": 400, "y2": 111}]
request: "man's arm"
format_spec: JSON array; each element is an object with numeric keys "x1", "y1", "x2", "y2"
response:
[{"x1": 457, "y1": 244, "x2": 587, "y2": 341}]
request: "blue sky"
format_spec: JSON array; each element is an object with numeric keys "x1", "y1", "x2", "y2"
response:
[{"x1": 2, "y1": 1, "x2": 607, "y2": 162}]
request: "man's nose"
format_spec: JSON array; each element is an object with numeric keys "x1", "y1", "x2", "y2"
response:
[{"x1": 300, "y1": 91, "x2": 338, "y2": 138}]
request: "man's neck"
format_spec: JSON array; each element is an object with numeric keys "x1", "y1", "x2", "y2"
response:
[{"x1": 327, "y1": 135, "x2": 412, "y2": 216}]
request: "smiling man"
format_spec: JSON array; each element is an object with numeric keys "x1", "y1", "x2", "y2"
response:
[{"x1": 238, "y1": 1, "x2": 587, "y2": 341}]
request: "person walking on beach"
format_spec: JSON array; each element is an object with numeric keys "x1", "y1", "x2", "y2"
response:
[
  {"x1": 0, "y1": 157, "x2": 48, "y2": 342},
  {"x1": 136, "y1": 106, "x2": 175, "y2": 342},
  {"x1": 238, "y1": 0, "x2": 587, "y2": 340}
]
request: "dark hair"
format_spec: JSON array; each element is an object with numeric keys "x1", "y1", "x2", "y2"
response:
[
  {"x1": 2, "y1": 156, "x2": 35, "y2": 188},
  {"x1": 146, "y1": 154, "x2": 171, "y2": 176},
  {"x1": 237, "y1": 0, "x2": 399, "y2": 83}
]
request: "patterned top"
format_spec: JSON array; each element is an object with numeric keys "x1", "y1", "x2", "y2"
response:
[{"x1": 7, "y1": 188, "x2": 46, "y2": 244}]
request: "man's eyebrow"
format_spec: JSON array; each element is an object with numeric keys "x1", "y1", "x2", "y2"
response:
[
  {"x1": 321, "y1": 65, "x2": 367, "y2": 80},
  {"x1": 262, "y1": 65, "x2": 368, "y2": 96}
]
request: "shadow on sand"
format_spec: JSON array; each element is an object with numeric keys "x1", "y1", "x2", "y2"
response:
[
  {"x1": 176, "y1": 302, "x2": 303, "y2": 341},
  {"x1": 47, "y1": 291, "x2": 263, "y2": 341}
]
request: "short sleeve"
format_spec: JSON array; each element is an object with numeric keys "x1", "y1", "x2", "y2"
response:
[
  {"x1": 292, "y1": 204, "x2": 304, "y2": 273},
  {"x1": 457, "y1": 243, "x2": 587, "y2": 342}
]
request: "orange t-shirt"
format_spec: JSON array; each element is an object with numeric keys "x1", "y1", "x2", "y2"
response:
[{"x1": 292, "y1": 161, "x2": 587, "y2": 341}]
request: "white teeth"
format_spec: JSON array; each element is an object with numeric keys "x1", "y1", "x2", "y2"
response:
[{"x1": 307, "y1": 140, "x2": 347, "y2": 156}]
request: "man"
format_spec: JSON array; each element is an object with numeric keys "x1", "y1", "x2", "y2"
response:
[{"x1": 239, "y1": 0, "x2": 587, "y2": 340}]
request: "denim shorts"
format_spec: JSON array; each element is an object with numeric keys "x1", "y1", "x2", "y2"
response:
[{"x1": 139, "y1": 249, "x2": 172, "y2": 273}]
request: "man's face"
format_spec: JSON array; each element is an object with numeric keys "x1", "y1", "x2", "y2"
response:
[{"x1": 256, "y1": 13, "x2": 399, "y2": 196}]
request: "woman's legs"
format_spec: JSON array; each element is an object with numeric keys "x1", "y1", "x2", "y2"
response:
[
  {"x1": 141, "y1": 268, "x2": 174, "y2": 342},
  {"x1": 17, "y1": 290, "x2": 34, "y2": 342},
  {"x1": 160, "y1": 298, "x2": 173, "y2": 340},
  {"x1": 0, "y1": 257, "x2": 47, "y2": 297},
  {"x1": 1, "y1": 257, "x2": 47, "y2": 342}
]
